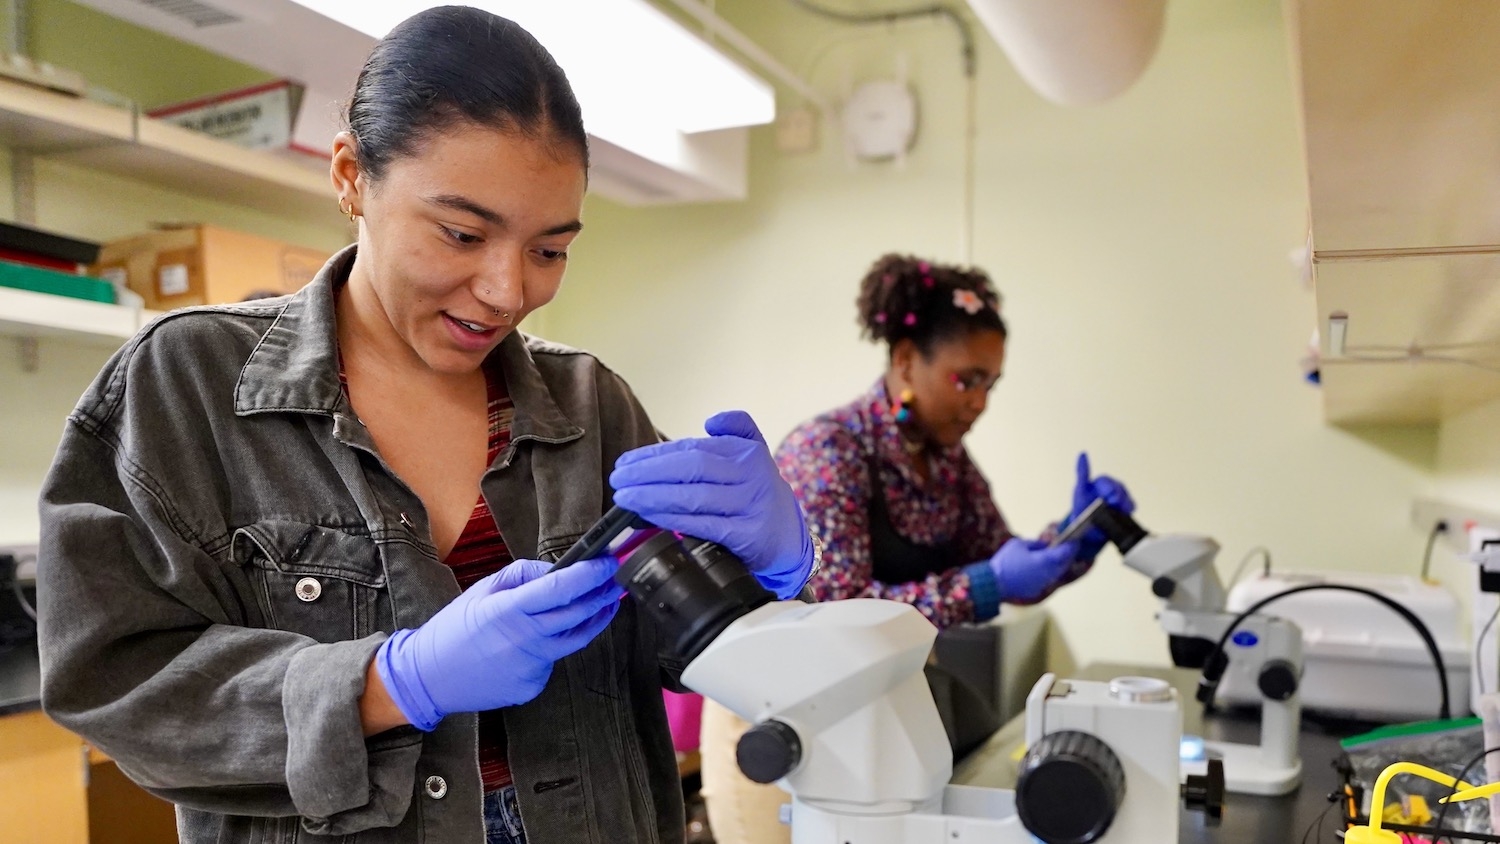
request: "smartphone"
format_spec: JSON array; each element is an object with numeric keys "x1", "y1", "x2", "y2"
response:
[
  {"x1": 1053, "y1": 498, "x2": 1105, "y2": 547},
  {"x1": 550, "y1": 505, "x2": 643, "y2": 570}
]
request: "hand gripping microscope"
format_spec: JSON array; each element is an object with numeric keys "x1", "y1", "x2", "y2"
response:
[
  {"x1": 555, "y1": 507, "x2": 1225, "y2": 843},
  {"x1": 1060, "y1": 500, "x2": 1304, "y2": 796}
]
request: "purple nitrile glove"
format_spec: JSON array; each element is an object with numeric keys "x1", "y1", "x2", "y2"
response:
[
  {"x1": 610, "y1": 410, "x2": 814, "y2": 600},
  {"x1": 375, "y1": 557, "x2": 623, "y2": 731},
  {"x1": 1067, "y1": 452, "x2": 1136, "y2": 562},
  {"x1": 987, "y1": 537, "x2": 1081, "y2": 603}
]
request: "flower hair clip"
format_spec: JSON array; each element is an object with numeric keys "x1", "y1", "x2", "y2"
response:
[{"x1": 953, "y1": 289, "x2": 986, "y2": 315}]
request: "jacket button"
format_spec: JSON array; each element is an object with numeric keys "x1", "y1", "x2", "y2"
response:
[
  {"x1": 294, "y1": 577, "x2": 322, "y2": 603},
  {"x1": 424, "y1": 775, "x2": 448, "y2": 799}
]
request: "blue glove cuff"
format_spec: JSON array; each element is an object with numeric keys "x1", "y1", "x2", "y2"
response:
[
  {"x1": 375, "y1": 630, "x2": 443, "y2": 733},
  {"x1": 963, "y1": 561, "x2": 1001, "y2": 621},
  {"x1": 753, "y1": 527, "x2": 816, "y2": 600}
]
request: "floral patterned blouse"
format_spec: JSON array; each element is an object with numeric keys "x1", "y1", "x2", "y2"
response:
[{"x1": 776, "y1": 380, "x2": 1080, "y2": 629}]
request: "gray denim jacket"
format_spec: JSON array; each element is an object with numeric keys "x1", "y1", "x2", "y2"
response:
[{"x1": 37, "y1": 246, "x2": 686, "y2": 843}]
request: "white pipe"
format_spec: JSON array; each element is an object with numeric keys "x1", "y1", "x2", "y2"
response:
[
  {"x1": 961, "y1": 71, "x2": 976, "y2": 264},
  {"x1": 657, "y1": 0, "x2": 834, "y2": 114}
]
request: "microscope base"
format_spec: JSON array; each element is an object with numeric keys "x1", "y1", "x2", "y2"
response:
[
  {"x1": 1193, "y1": 739, "x2": 1301, "y2": 796},
  {"x1": 789, "y1": 785, "x2": 1026, "y2": 844}
]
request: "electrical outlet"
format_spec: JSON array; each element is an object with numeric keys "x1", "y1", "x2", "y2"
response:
[{"x1": 1412, "y1": 498, "x2": 1500, "y2": 553}]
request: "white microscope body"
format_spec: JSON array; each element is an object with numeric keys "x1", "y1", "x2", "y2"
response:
[
  {"x1": 682, "y1": 598, "x2": 1214, "y2": 844},
  {"x1": 1114, "y1": 529, "x2": 1303, "y2": 796}
]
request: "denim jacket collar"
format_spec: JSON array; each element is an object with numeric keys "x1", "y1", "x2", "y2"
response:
[{"x1": 234, "y1": 244, "x2": 583, "y2": 446}]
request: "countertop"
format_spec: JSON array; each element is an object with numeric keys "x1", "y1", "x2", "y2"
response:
[{"x1": 0, "y1": 638, "x2": 41, "y2": 717}]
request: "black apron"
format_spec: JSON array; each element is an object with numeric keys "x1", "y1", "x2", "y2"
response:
[
  {"x1": 864, "y1": 456, "x2": 1000, "y2": 759},
  {"x1": 867, "y1": 455, "x2": 960, "y2": 582}
]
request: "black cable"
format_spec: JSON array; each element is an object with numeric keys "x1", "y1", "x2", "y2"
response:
[
  {"x1": 1299, "y1": 795, "x2": 1338, "y2": 844},
  {"x1": 1198, "y1": 584, "x2": 1451, "y2": 721},
  {"x1": 1429, "y1": 746, "x2": 1500, "y2": 843},
  {"x1": 1479, "y1": 603, "x2": 1500, "y2": 697},
  {"x1": 3, "y1": 553, "x2": 35, "y2": 621},
  {"x1": 789, "y1": 0, "x2": 977, "y2": 76},
  {"x1": 1422, "y1": 519, "x2": 1449, "y2": 581}
]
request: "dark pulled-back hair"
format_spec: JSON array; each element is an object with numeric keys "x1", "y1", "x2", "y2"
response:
[
  {"x1": 857, "y1": 253, "x2": 1007, "y2": 355},
  {"x1": 345, "y1": 6, "x2": 588, "y2": 181}
]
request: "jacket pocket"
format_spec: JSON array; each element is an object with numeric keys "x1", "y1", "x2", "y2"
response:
[
  {"x1": 535, "y1": 531, "x2": 583, "y2": 565},
  {"x1": 232, "y1": 521, "x2": 387, "y2": 642}
]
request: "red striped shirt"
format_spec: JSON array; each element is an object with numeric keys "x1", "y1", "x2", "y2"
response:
[
  {"x1": 339, "y1": 358, "x2": 517, "y2": 792},
  {"x1": 444, "y1": 362, "x2": 517, "y2": 792}
]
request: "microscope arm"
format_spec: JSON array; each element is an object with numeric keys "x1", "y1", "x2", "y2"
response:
[{"x1": 1090, "y1": 504, "x2": 1304, "y2": 795}]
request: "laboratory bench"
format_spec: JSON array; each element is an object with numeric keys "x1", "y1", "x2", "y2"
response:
[
  {"x1": 0, "y1": 638, "x2": 177, "y2": 844},
  {"x1": 952, "y1": 662, "x2": 1388, "y2": 844},
  {"x1": 0, "y1": 637, "x2": 41, "y2": 716}
]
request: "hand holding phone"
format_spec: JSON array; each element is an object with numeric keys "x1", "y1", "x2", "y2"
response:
[{"x1": 1053, "y1": 498, "x2": 1105, "y2": 548}]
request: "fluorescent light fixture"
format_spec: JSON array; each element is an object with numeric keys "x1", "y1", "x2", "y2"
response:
[
  {"x1": 1327, "y1": 311, "x2": 1348, "y2": 357},
  {"x1": 285, "y1": 1, "x2": 775, "y2": 137}
]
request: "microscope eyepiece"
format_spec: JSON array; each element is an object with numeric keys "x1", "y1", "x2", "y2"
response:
[{"x1": 1093, "y1": 505, "x2": 1148, "y2": 555}]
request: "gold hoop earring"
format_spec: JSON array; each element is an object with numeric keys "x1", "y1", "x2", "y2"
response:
[{"x1": 338, "y1": 198, "x2": 356, "y2": 223}]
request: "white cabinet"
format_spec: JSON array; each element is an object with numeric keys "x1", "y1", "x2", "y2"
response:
[{"x1": 1290, "y1": 0, "x2": 1500, "y2": 424}]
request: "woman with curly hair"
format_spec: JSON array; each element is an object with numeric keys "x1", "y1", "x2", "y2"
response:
[{"x1": 700, "y1": 254, "x2": 1137, "y2": 844}]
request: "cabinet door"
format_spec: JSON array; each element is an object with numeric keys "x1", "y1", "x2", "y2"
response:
[
  {"x1": 1296, "y1": 0, "x2": 1500, "y2": 253},
  {"x1": 0, "y1": 711, "x2": 88, "y2": 844}
]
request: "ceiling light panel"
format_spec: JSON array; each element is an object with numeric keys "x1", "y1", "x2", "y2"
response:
[{"x1": 286, "y1": 0, "x2": 775, "y2": 135}]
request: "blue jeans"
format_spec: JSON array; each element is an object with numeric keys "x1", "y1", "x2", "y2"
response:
[{"x1": 484, "y1": 786, "x2": 528, "y2": 844}]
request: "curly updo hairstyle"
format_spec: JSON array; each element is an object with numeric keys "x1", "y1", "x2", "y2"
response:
[{"x1": 857, "y1": 254, "x2": 1006, "y2": 356}]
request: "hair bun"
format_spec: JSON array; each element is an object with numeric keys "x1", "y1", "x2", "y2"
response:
[{"x1": 856, "y1": 253, "x2": 1005, "y2": 349}]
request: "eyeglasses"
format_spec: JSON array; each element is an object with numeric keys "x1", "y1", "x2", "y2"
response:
[{"x1": 949, "y1": 371, "x2": 1000, "y2": 393}]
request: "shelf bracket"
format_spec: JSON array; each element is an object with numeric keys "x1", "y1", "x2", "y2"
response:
[{"x1": 16, "y1": 334, "x2": 37, "y2": 372}]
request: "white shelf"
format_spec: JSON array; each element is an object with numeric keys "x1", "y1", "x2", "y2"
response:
[
  {"x1": 0, "y1": 77, "x2": 334, "y2": 224},
  {"x1": 1315, "y1": 250, "x2": 1500, "y2": 426},
  {"x1": 0, "y1": 286, "x2": 159, "y2": 346}
]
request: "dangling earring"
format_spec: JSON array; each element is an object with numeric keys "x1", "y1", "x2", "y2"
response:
[
  {"x1": 892, "y1": 388, "x2": 915, "y2": 423},
  {"x1": 338, "y1": 198, "x2": 356, "y2": 223}
]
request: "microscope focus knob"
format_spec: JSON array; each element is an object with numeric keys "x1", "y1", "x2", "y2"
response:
[
  {"x1": 736, "y1": 720, "x2": 801, "y2": 784},
  {"x1": 1181, "y1": 758, "x2": 1226, "y2": 826},
  {"x1": 1017, "y1": 730, "x2": 1126, "y2": 844},
  {"x1": 1258, "y1": 659, "x2": 1299, "y2": 702}
]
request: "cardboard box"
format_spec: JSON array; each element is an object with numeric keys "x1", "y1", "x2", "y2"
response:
[
  {"x1": 146, "y1": 79, "x2": 339, "y2": 167},
  {"x1": 92, "y1": 225, "x2": 332, "y2": 310}
]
